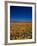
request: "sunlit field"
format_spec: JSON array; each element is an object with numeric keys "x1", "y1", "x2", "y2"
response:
[{"x1": 10, "y1": 22, "x2": 32, "y2": 40}]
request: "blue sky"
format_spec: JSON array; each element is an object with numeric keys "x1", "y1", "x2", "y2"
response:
[{"x1": 10, "y1": 6, "x2": 32, "y2": 22}]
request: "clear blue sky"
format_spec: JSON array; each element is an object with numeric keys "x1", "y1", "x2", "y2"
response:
[{"x1": 10, "y1": 6, "x2": 32, "y2": 22}]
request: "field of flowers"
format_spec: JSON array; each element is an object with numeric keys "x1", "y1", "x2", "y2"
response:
[{"x1": 10, "y1": 22, "x2": 32, "y2": 40}]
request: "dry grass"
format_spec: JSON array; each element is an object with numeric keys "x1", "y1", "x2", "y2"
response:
[{"x1": 10, "y1": 22, "x2": 32, "y2": 40}]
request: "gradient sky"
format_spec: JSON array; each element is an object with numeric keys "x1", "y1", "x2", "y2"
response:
[{"x1": 10, "y1": 6, "x2": 32, "y2": 22}]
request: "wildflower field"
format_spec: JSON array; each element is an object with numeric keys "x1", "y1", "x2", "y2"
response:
[{"x1": 10, "y1": 22, "x2": 32, "y2": 40}]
